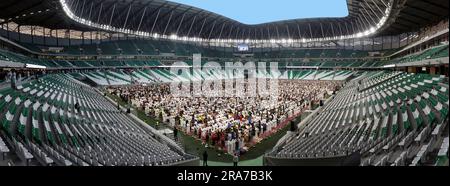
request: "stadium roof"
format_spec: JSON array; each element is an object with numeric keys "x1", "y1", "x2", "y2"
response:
[{"x1": 0, "y1": 0, "x2": 448, "y2": 43}]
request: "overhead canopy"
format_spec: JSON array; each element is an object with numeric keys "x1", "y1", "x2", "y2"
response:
[{"x1": 0, "y1": 0, "x2": 448, "y2": 40}]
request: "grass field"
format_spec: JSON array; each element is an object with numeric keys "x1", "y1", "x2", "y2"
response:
[{"x1": 105, "y1": 91, "x2": 309, "y2": 165}]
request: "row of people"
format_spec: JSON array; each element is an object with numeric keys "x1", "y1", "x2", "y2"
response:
[{"x1": 109, "y1": 80, "x2": 341, "y2": 154}]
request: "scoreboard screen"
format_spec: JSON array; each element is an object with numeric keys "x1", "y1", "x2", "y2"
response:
[{"x1": 237, "y1": 43, "x2": 250, "y2": 52}]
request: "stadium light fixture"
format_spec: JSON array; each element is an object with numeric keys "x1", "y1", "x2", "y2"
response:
[
  {"x1": 26, "y1": 64, "x2": 46, "y2": 69},
  {"x1": 383, "y1": 64, "x2": 395, "y2": 68},
  {"x1": 170, "y1": 34, "x2": 178, "y2": 40}
]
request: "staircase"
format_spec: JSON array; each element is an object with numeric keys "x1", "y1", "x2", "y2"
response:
[{"x1": 163, "y1": 131, "x2": 184, "y2": 149}]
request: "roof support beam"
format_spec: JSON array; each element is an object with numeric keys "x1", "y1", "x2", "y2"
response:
[
  {"x1": 355, "y1": 18, "x2": 364, "y2": 32},
  {"x1": 136, "y1": 6, "x2": 147, "y2": 32},
  {"x1": 218, "y1": 22, "x2": 226, "y2": 39},
  {"x1": 275, "y1": 26, "x2": 280, "y2": 39},
  {"x1": 123, "y1": 5, "x2": 132, "y2": 29},
  {"x1": 259, "y1": 27, "x2": 264, "y2": 40},
  {"x1": 108, "y1": 3, "x2": 116, "y2": 26},
  {"x1": 98, "y1": 1, "x2": 116, "y2": 23},
  {"x1": 80, "y1": 0, "x2": 86, "y2": 17},
  {"x1": 350, "y1": 21, "x2": 355, "y2": 34},
  {"x1": 139, "y1": 1, "x2": 168, "y2": 33},
  {"x1": 234, "y1": 27, "x2": 240, "y2": 40},
  {"x1": 365, "y1": 1, "x2": 381, "y2": 21},
  {"x1": 320, "y1": 23, "x2": 324, "y2": 38},
  {"x1": 73, "y1": 0, "x2": 80, "y2": 15},
  {"x1": 379, "y1": 0, "x2": 389, "y2": 9},
  {"x1": 198, "y1": 17, "x2": 207, "y2": 38},
  {"x1": 330, "y1": 23, "x2": 335, "y2": 37},
  {"x1": 227, "y1": 24, "x2": 235, "y2": 39},
  {"x1": 163, "y1": 11, "x2": 174, "y2": 36},
  {"x1": 126, "y1": 1, "x2": 153, "y2": 30},
  {"x1": 207, "y1": 20, "x2": 217, "y2": 40},
  {"x1": 286, "y1": 25, "x2": 290, "y2": 39},
  {"x1": 186, "y1": 15, "x2": 196, "y2": 37},
  {"x1": 359, "y1": 10, "x2": 373, "y2": 29},
  {"x1": 359, "y1": 18, "x2": 368, "y2": 32},
  {"x1": 96, "y1": 2, "x2": 103, "y2": 23},
  {"x1": 150, "y1": 8, "x2": 161, "y2": 34},
  {"x1": 296, "y1": 23, "x2": 302, "y2": 39},
  {"x1": 210, "y1": 19, "x2": 228, "y2": 38},
  {"x1": 308, "y1": 23, "x2": 313, "y2": 38},
  {"x1": 361, "y1": 5, "x2": 377, "y2": 26},
  {"x1": 88, "y1": 2, "x2": 94, "y2": 20},
  {"x1": 176, "y1": 13, "x2": 186, "y2": 35},
  {"x1": 241, "y1": 28, "x2": 246, "y2": 39},
  {"x1": 181, "y1": 10, "x2": 204, "y2": 29},
  {"x1": 156, "y1": 4, "x2": 182, "y2": 28},
  {"x1": 370, "y1": 0, "x2": 386, "y2": 16},
  {"x1": 345, "y1": 21, "x2": 350, "y2": 35}
]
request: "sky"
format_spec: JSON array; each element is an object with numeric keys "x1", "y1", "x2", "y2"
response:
[{"x1": 168, "y1": 0, "x2": 349, "y2": 25}]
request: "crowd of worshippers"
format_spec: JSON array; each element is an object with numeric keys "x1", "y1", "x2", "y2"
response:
[{"x1": 108, "y1": 80, "x2": 341, "y2": 154}]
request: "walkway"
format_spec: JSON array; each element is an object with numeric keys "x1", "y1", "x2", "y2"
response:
[{"x1": 200, "y1": 156, "x2": 264, "y2": 166}]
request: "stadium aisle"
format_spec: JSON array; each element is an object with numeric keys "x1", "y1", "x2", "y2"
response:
[{"x1": 200, "y1": 156, "x2": 264, "y2": 166}]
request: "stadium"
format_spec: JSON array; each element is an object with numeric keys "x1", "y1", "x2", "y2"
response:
[{"x1": 0, "y1": 0, "x2": 448, "y2": 167}]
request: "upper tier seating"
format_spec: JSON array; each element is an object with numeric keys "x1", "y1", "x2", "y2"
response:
[
  {"x1": 391, "y1": 44, "x2": 449, "y2": 65},
  {"x1": 60, "y1": 40, "x2": 232, "y2": 58}
]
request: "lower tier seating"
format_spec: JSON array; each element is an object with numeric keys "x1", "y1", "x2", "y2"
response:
[
  {"x1": 0, "y1": 74, "x2": 195, "y2": 166},
  {"x1": 268, "y1": 71, "x2": 449, "y2": 166}
]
